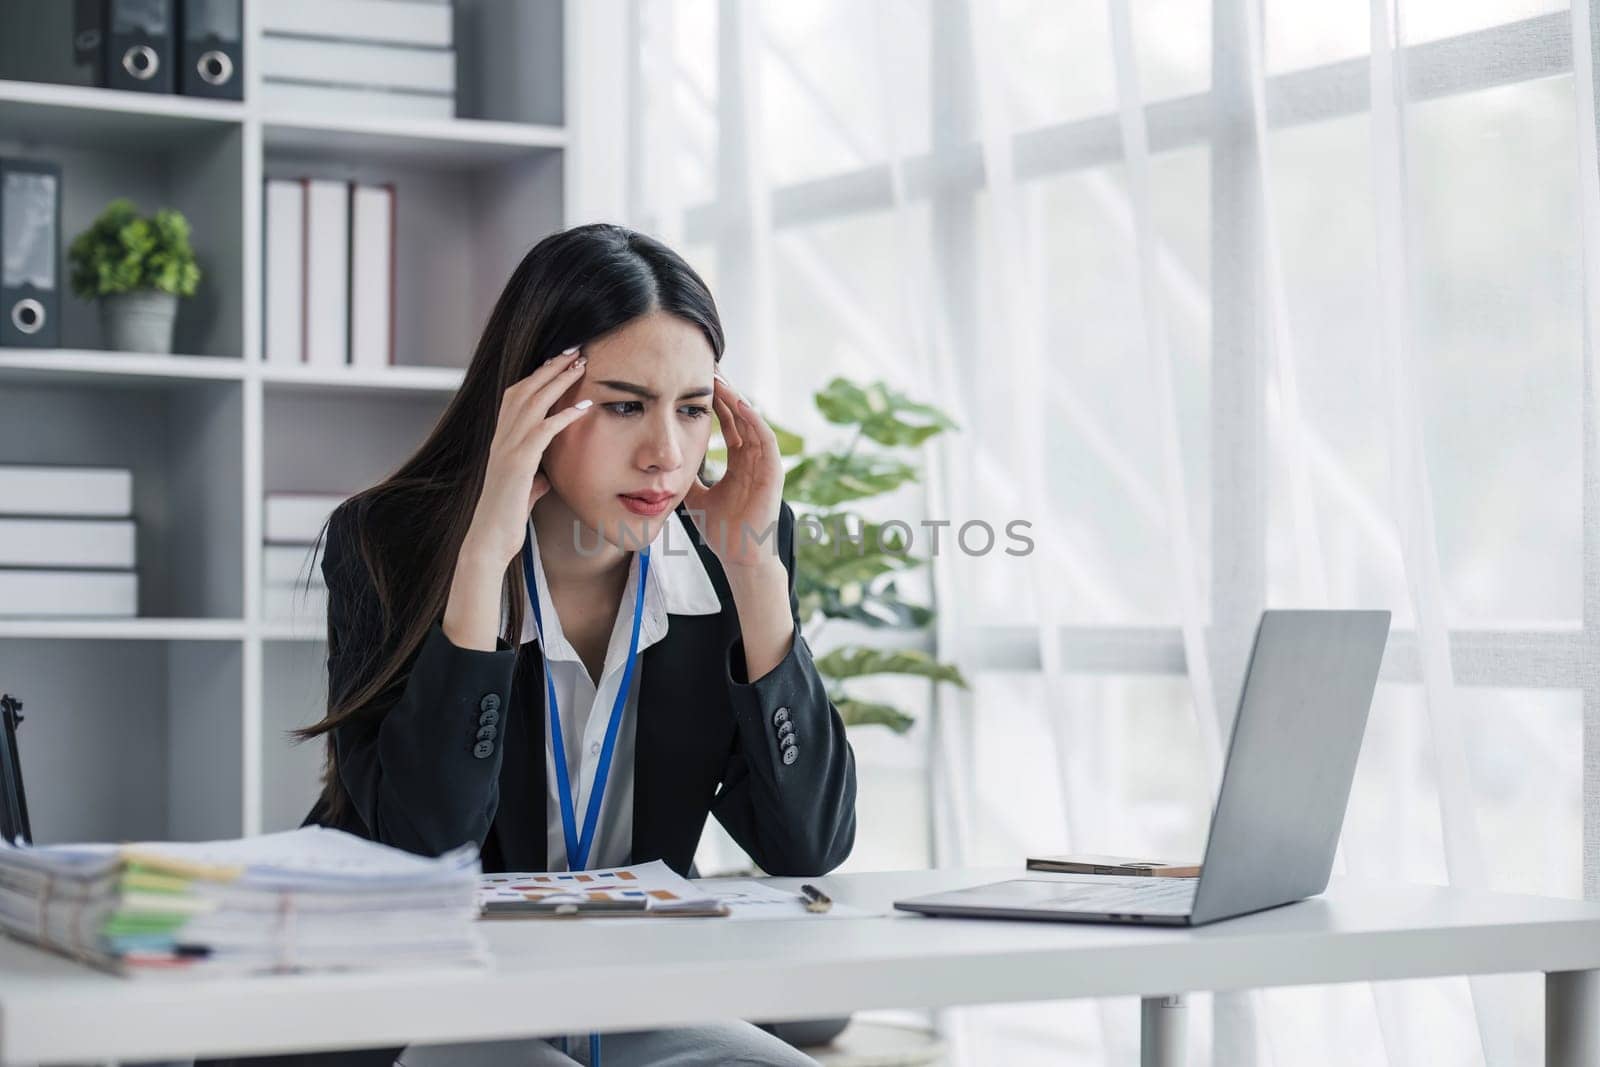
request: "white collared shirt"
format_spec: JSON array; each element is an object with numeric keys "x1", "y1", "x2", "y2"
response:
[{"x1": 510, "y1": 509, "x2": 722, "y2": 872}]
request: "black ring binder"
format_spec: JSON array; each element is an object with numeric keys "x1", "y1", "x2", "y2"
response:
[{"x1": 0, "y1": 694, "x2": 31, "y2": 847}]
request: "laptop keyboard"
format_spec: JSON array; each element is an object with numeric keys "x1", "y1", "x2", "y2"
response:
[{"x1": 1042, "y1": 878, "x2": 1199, "y2": 917}]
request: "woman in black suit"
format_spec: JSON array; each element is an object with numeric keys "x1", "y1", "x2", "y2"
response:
[{"x1": 291, "y1": 223, "x2": 856, "y2": 1066}]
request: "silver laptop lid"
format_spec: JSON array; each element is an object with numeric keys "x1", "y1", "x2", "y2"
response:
[{"x1": 1188, "y1": 609, "x2": 1390, "y2": 925}]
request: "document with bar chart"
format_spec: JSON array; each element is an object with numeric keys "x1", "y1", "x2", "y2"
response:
[{"x1": 477, "y1": 859, "x2": 726, "y2": 916}]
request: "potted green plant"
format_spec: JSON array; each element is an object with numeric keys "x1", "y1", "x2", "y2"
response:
[
  {"x1": 67, "y1": 198, "x2": 201, "y2": 354},
  {"x1": 713, "y1": 376, "x2": 968, "y2": 733},
  {"x1": 785, "y1": 378, "x2": 969, "y2": 732}
]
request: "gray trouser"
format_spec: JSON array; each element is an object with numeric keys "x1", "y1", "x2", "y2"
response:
[{"x1": 394, "y1": 1021, "x2": 820, "y2": 1067}]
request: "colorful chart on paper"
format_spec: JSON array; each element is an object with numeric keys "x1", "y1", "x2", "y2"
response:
[{"x1": 478, "y1": 860, "x2": 704, "y2": 905}]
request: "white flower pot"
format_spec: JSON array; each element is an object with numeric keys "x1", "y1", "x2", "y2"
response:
[{"x1": 100, "y1": 290, "x2": 178, "y2": 354}]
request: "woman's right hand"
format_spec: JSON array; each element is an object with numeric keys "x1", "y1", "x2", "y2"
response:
[{"x1": 459, "y1": 345, "x2": 593, "y2": 571}]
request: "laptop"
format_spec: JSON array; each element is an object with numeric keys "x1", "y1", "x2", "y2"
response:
[{"x1": 894, "y1": 609, "x2": 1391, "y2": 927}]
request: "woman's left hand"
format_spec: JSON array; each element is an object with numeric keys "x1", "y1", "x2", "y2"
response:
[{"x1": 684, "y1": 373, "x2": 786, "y2": 572}]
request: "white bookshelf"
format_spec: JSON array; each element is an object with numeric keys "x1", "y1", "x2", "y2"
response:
[
  {"x1": 0, "y1": 618, "x2": 250, "y2": 641},
  {"x1": 0, "y1": 79, "x2": 245, "y2": 146},
  {"x1": 0, "y1": 0, "x2": 569, "y2": 844},
  {"x1": 0, "y1": 348, "x2": 248, "y2": 385},
  {"x1": 259, "y1": 362, "x2": 465, "y2": 396},
  {"x1": 262, "y1": 113, "x2": 566, "y2": 165}
]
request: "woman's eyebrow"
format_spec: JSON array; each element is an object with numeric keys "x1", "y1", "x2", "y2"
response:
[{"x1": 594, "y1": 379, "x2": 713, "y2": 400}]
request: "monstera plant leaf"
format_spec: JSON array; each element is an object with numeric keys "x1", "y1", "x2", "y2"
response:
[
  {"x1": 815, "y1": 645, "x2": 969, "y2": 688},
  {"x1": 833, "y1": 695, "x2": 916, "y2": 733},
  {"x1": 784, "y1": 453, "x2": 919, "y2": 507},
  {"x1": 818, "y1": 580, "x2": 935, "y2": 629},
  {"x1": 814, "y1": 378, "x2": 957, "y2": 447}
]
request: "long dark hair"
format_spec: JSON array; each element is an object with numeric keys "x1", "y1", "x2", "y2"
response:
[{"x1": 294, "y1": 223, "x2": 725, "y2": 823}]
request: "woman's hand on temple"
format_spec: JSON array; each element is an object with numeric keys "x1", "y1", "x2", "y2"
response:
[
  {"x1": 459, "y1": 347, "x2": 593, "y2": 571},
  {"x1": 684, "y1": 373, "x2": 785, "y2": 573}
]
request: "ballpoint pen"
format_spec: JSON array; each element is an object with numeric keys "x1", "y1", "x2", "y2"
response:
[{"x1": 799, "y1": 883, "x2": 832, "y2": 913}]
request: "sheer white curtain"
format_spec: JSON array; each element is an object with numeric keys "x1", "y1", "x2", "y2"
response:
[{"x1": 623, "y1": 1, "x2": 1588, "y2": 1063}]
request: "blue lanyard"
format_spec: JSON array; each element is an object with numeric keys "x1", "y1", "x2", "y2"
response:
[{"x1": 520, "y1": 529, "x2": 650, "y2": 873}]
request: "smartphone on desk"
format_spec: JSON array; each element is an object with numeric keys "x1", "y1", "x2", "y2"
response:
[{"x1": 1026, "y1": 853, "x2": 1201, "y2": 878}]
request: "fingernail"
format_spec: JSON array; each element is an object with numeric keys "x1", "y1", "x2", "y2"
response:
[
  {"x1": 574, "y1": 399, "x2": 593, "y2": 410},
  {"x1": 562, "y1": 346, "x2": 579, "y2": 356},
  {"x1": 573, "y1": 356, "x2": 587, "y2": 368}
]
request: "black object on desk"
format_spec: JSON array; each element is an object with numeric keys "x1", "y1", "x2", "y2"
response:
[
  {"x1": 0, "y1": 693, "x2": 31, "y2": 846},
  {"x1": 482, "y1": 895, "x2": 650, "y2": 918},
  {"x1": 799, "y1": 883, "x2": 832, "y2": 913}
]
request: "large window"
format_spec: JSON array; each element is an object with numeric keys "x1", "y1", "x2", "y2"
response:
[{"x1": 627, "y1": 1, "x2": 1591, "y2": 1062}]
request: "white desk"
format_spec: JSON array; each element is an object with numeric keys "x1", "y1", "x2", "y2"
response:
[{"x1": 4, "y1": 867, "x2": 1600, "y2": 1066}]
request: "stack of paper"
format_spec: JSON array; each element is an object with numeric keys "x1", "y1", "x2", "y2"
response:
[{"x1": 0, "y1": 827, "x2": 486, "y2": 977}]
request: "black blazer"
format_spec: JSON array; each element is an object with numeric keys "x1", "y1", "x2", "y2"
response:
[{"x1": 302, "y1": 496, "x2": 857, "y2": 879}]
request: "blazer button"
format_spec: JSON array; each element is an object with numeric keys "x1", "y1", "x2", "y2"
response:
[
  {"x1": 776, "y1": 720, "x2": 794, "y2": 740},
  {"x1": 780, "y1": 732, "x2": 797, "y2": 749},
  {"x1": 478, "y1": 708, "x2": 500, "y2": 728},
  {"x1": 772, "y1": 706, "x2": 790, "y2": 727},
  {"x1": 782, "y1": 745, "x2": 799, "y2": 766},
  {"x1": 473, "y1": 739, "x2": 494, "y2": 759},
  {"x1": 480, "y1": 693, "x2": 501, "y2": 713},
  {"x1": 476, "y1": 723, "x2": 497, "y2": 742}
]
